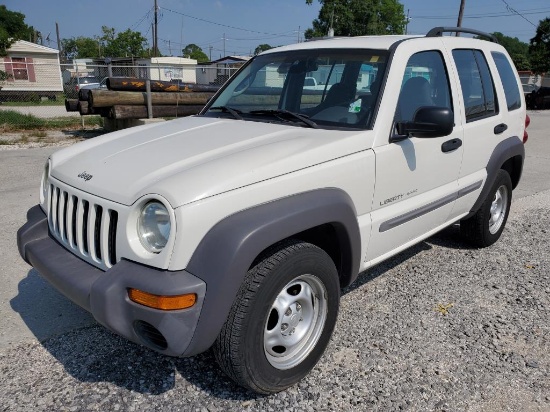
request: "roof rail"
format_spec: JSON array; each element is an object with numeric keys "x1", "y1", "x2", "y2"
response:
[{"x1": 426, "y1": 27, "x2": 499, "y2": 43}]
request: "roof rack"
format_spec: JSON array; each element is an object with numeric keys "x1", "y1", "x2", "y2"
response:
[{"x1": 426, "y1": 27, "x2": 499, "y2": 43}]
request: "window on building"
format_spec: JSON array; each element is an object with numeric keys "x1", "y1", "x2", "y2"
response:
[{"x1": 11, "y1": 58, "x2": 29, "y2": 80}]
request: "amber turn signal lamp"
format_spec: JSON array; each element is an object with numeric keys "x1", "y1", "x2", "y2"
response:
[{"x1": 128, "y1": 289, "x2": 197, "y2": 310}]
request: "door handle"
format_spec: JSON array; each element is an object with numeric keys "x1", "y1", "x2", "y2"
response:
[
  {"x1": 494, "y1": 123, "x2": 508, "y2": 134},
  {"x1": 441, "y1": 138, "x2": 462, "y2": 153}
]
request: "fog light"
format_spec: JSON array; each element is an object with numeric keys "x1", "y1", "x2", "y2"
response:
[{"x1": 128, "y1": 289, "x2": 197, "y2": 310}]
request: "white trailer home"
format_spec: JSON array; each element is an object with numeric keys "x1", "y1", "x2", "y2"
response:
[
  {"x1": 0, "y1": 40, "x2": 63, "y2": 101},
  {"x1": 136, "y1": 57, "x2": 198, "y2": 83}
]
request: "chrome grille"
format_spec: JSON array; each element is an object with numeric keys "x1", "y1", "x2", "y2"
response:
[{"x1": 48, "y1": 183, "x2": 118, "y2": 269}]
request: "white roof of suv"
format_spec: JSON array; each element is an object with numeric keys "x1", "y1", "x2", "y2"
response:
[
  {"x1": 267, "y1": 35, "x2": 416, "y2": 53},
  {"x1": 264, "y1": 27, "x2": 501, "y2": 54}
]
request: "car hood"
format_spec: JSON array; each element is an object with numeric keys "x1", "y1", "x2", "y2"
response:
[{"x1": 50, "y1": 116, "x2": 372, "y2": 207}]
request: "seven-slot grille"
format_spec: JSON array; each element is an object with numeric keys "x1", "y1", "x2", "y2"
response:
[{"x1": 48, "y1": 183, "x2": 118, "y2": 269}]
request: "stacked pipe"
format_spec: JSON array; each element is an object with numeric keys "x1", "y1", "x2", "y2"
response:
[{"x1": 65, "y1": 77, "x2": 219, "y2": 120}]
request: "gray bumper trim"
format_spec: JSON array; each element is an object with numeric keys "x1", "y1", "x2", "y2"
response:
[{"x1": 17, "y1": 205, "x2": 206, "y2": 357}]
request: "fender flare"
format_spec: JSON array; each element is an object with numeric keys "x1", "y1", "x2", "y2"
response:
[
  {"x1": 182, "y1": 188, "x2": 361, "y2": 356},
  {"x1": 467, "y1": 136, "x2": 524, "y2": 217}
]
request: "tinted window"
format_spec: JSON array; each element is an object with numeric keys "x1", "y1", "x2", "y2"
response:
[
  {"x1": 452, "y1": 49, "x2": 498, "y2": 122},
  {"x1": 207, "y1": 49, "x2": 389, "y2": 130},
  {"x1": 491, "y1": 51, "x2": 521, "y2": 111},
  {"x1": 395, "y1": 50, "x2": 452, "y2": 122}
]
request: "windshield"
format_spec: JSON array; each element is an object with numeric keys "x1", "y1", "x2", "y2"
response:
[{"x1": 203, "y1": 48, "x2": 388, "y2": 129}]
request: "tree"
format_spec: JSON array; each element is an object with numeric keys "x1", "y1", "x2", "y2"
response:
[
  {"x1": 491, "y1": 32, "x2": 530, "y2": 71},
  {"x1": 182, "y1": 44, "x2": 209, "y2": 62},
  {"x1": 254, "y1": 44, "x2": 273, "y2": 55},
  {"x1": 103, "y1": 28, "x2": 148, "y2": 58},
  {"x1": 0, "y1": 5, "x2": 35, "y2": 55},
  {"x1": 304, "y1": 0, "x2": 406, "y2": 39},
  {"x1": 62, "y1": 37, "x2": 100, "y2": 59},
  {"x1": 62, "y1": 26, "x2": 149, "y2": 60},
  {"x1": 529, "y1": 18, "x2": 550, "y2": 74}
]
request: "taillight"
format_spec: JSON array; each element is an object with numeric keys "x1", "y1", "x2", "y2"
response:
[{"x1": 523, "y1": 114, "x2": 530, "y2": 144}]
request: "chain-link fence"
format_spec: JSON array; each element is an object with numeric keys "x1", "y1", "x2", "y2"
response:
[{"x1": 0, "y1": 60, "x2": 236, "y2": 130}]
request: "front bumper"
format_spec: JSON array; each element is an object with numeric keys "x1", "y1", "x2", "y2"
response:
[{"x1": 17, "y1": 205, "x2": 206, "y2": 357}]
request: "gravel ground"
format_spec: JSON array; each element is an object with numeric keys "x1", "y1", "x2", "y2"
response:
[
  {"x1": 0, "y1": 129, "x2": 104, "y2": 150},
  {"x1": 1, "y1": 189, "x2": 548, "y2": 411}
]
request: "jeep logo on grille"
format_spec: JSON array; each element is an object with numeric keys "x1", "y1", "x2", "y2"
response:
[{"x1": 78, "y1": 171, "x2": 93, "y2": 181}]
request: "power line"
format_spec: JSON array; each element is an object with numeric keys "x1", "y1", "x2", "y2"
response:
[
  {"x1": 499, "y1": 0, "x2": 537, "y2": 27},
  {"x1": 159, "y1": 6, "x2": 294, "y2": 36},
  {"x1": 131, "y1": 7, "x2": 154, "y2": 30},
  {"x1": 412, "y1": 9, "x2": 550, "y2": 20},
  {"x1": 159, "y1": 37, "x2": 253, "y2": 53}
]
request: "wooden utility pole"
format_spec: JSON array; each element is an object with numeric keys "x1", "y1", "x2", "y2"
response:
[
  {"x1": 154, "y1": 0, "x2": 158, "y2": 56},
  {"x1": 56, "y1": 22, "x2": 62, "y2": 58},
  {"x1": 456, "y1": 0, "x2": 466, "y2": 36},
  {"x1": 151, "y1": 23, "x2": 155, "y2": 56}
]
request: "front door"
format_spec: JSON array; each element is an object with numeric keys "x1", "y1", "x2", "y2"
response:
[{"x1": 366, "y1": 47, "x2": 464, "y2": 264}]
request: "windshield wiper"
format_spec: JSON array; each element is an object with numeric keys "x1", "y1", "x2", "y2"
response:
[
  {"x1": 249, "y1": 109, "x2": 318, "y2": 129},
  {"x1": 209, "y1": 106, "x2": 243, "y2": 120}
]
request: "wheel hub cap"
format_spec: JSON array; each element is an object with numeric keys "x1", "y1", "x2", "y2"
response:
[
  {"x1": 263, "y1": 274, "x2": 328, "y2": 370},
  {"x1": 489, "y1": 185, "x2": 508, "y2": 235}
]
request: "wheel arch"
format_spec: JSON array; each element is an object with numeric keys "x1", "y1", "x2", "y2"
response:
[
  {"x1": 182, "y1": 188, "x2": 361, "y2": 356},
  {"x1": 500, "y1": 154, "x2": 523, "y2": 190},
  {"x1": 467, "y1": 136, "x2": 524, "y2": 218}
]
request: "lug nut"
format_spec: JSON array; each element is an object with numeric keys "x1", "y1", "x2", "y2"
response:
[
  {"x1": 285, "y1": 308, "x2": 292, "y2": 316},
  {"x1": 296, "y1": 303, "x2": 302, "y2": 311},
  {"x1": 281, "y1": 323, "x2": 289, "y2": 331}
]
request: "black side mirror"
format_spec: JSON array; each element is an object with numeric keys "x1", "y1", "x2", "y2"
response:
[{"x1": 393, "y1": 107, "x2": 454, "y2": 141}]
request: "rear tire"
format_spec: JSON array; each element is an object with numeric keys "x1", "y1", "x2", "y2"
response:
[
  {"x1": 213, "y1": 240, "x2": 340, "y2": 394},
  {"x1": 461, "y1": 169, "x2": 512, "y2": 247}
]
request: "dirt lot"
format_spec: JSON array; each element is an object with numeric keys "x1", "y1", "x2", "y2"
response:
[
  {"x1": 0, "y1": 128, "x2": 105, "y2": 150},
  {"x1": 0, "y1": 111, "x2": 549, "y2": 411}
]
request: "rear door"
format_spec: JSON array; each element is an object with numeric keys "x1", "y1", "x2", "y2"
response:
[{"x1": 447, "y1": 46, "x2": 523, "y2": 218}]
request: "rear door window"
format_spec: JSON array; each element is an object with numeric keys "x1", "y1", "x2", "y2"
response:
[
  {"x1": 491, "y1": 52, "x2": 522, "y2": 111},
  {"x1": 452, "y1": 49, "x2": 498, "y2": 122}
]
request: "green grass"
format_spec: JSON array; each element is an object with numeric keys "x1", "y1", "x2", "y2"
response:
[
  {"x1": 0, "y1": 92, "x2": 66, "y2": 106},
  {"x1": 0, "y1": 110, "x2": 101, "y2": 131},
  {"x1": 1, "y1": 99, "x2": 64, "y2": 107}
]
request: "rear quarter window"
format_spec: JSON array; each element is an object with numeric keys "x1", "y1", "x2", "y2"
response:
[{"x1": 491, "y1": 52, "x2": 522, "y2": 111}]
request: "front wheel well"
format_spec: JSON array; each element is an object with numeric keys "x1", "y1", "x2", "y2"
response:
[{"x1": 249, "y1": 223, "x2": 349, "y2": 287}]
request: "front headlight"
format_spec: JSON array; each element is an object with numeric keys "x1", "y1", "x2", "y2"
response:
[
  {"x1": 40, "y1": 160, "x2": 50, "y2": 205},
  {"x1": 137, "y1": 201, "x2": 171, "y2": 253}
]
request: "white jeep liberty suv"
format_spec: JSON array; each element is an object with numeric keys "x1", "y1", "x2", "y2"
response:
[{"x1": 18, "y1": 27, "x2": 529, "y2": 394}]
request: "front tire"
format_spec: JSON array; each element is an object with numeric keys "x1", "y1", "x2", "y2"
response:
[
  {"x1": 461, "y1": 169, "x2": 512, "y2": 247},
  {"x1": 213, "y1": 240, "x2": 340, "y2": 394}
]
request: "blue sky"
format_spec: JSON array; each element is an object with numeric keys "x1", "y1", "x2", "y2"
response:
[{"x1": 4, "y1": 0, "x2": 549, "y2": 58}]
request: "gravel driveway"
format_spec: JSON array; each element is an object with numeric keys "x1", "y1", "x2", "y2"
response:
[
  {"x1": 1, "y1": 190, "x2": 548, "y2": 411},
  {"x1": 1, "y1": 112, "x2": 549, "y2": 411}
]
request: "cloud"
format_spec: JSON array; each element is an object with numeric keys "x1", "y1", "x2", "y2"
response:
[{"x1": 215, "y1": 1, "x2": 223, "y2": 9}]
